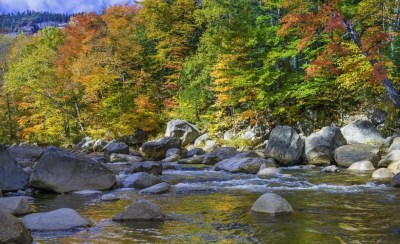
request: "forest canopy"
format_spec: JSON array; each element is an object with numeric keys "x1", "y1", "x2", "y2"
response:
[{"x1": 0, "y1": 0, "x2": 399, "y2": 146}]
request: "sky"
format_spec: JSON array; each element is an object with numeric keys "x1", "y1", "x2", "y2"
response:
[{"x1": 0, "y1": 0, "x2": 133, "y2": 14}]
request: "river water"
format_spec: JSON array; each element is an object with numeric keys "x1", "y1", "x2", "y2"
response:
[{"x1": 31, "y1": 166, "x2": 400, "y2": 243}]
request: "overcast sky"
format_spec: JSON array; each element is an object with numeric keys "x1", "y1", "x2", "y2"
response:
[{"x1": 0, "y1": 0, "x2": 133, "y2": 14}]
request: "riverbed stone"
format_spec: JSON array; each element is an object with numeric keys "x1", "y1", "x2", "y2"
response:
[
  {"x1": 0, "y1": 196, "x2": 31, "y2": 215},
  {"x1": 372, "y1": 168, "x2": 394, "y2": 181},
  {"x1": 72, "y1": 190, "x2": 102, "y2": 195},
  {"x1": 165, "y1": 120, "x2": 200, "y2": 146},
  {"x1": 378, "y1": 150, "x2": 400, "y2": 168},
  {"x1": 141, "y1": 137, "x2": 182, "y2": 160},
  {"x1": 251, "y1": 193, "x2": 293, "y2": 215},
  {"x1": 257, "y1": 167, "x2": 281, "y2": 176},
  {"x1": 128, "y1": 161, "x2": 163, "y2": 175},
  {"x1": 101, "y1": 193, "x2": 120, "y2": 202},
  {"x1": 113, "y1": 198, "x2": 165, "y2": 221},
  {"x1": 265, "y1": 126, "x2": 304, "y2": 166},
  {"x1": 124, "y1": 129, "x2": 147, "y2": 146},
  {"x1": 203, "y1": 140, "x2": 220, "y2": 152},
  {"x1": 30, "y1": 147, "x2": 116, "y2": 193},
  {"x1": 22, "y1": 208, "x2": 91, "y2": 231},
  {"x1": 201, "y1": 147, "x2": 238, "y2": 165},
  {"x1": 104, "y1": 142, "x2": 129, "y2": 157},
  {"x1": 340, "y1": 119, "x2": 384, "y2": 146},
  {"x1": 347, "y1": 161, "x2": 375, "y2": 171},
  {"x1": 0, "y1": 209, "x2": 33, "y2": 244},
  {"x1": 194, "y1": 133, "x2": 209, "y2": 147},
  {"x1": 215, "y1": 157, "x2": 271, "y2": 174},
  {"x1": 162, "y1": 154, "x2": 181, "y2": 163},
  {"x1": 321, "y1": 165, "x2": 340, "y2": 173},
  {"x1": 304, "y1": 126, "x2": 347, "y2": 166},
  {"x1": 110, "y1": 153, "x2": 143, "y2": 163},
  {"x1": 389, "y1": 137, "x2": 400, "y2": 152},
  {"x1": 139, "y1": 182, "x2": 170, "y2": 194},
  {"x1": 0, "y1": 148, "x2": 30, "y2": 191},
  {"x1": 334, "y1": 144, "x2": 380, "y2": 168},
  {"x1": 392, "y1": 173, "x2": 400, "y2": 187},
  {"x1": 388, "y1": 161, "x2": 400, "y2": 174},
  {"x1": 123, "y1": 172, "x2": 162, "y2": 189},
  {"x1": 178, "y1": 156, "x2": 204, "y2": 164},
  {"x1": 185, "y1": 148, "x2": 206, "y2": 158}
]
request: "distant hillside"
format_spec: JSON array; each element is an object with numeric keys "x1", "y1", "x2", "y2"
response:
[{"x1": 0, "y1": 10, "x2": 70, "y2": 35}]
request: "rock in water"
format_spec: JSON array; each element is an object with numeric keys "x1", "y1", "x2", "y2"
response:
[
  {"x1": 201, "y1": 147, "x2": 238, "y2": 165},
  {"x1": 340, "y1": 119, "x2": 384, "y2": 146},
  {"x1": 0, "y1": 148, "x2": 30, "y2": 191},
  {"x1": 113, "y1": 198, "x2": 165, "y2": 221},
  {"x1": 392, "y1": 173, "x2": 400, "y2": 187},
  {"x1": 165, "y1": 119, "x2": 200, "y2": 146},
  {"x1": 304, "y1": 126, "x2": 347, "y2": 166},
  {"x1": 129, "y1": 161, "x2": 163, "y2": 175},
  {"x1": 251, "y1": 193, "x2": 293, "y2": 215},
  {"x1": 334, "y1": 144, "x2": 380, "y2": 168},
  {"x1": 265, "y1": 126, "x2": 304, "y2": 166},
  {"x1": 378, "y1": 150, "x2": 400, "y2": 167},
  {"x1": 0, "y1": 196, "x2": 31, "y2": 215},
  {"x1": 141, "y1": 137, "x2": 182, "y2": 160},
  {"x1": 347, "y1": 161, "x2": 375, "y2": 171},
  {"x1": 257, "y1": 167, "x2": 281, "y2": 176},
  {"x1": 30, "y1": 147, "x2": 116, "y2": 193},
  {"x1": 372, "y1": 168, "x2": 394, "y2": 181},
  {"x1": 215, "y1": 157, "x2": 273, "y2": 174},
  {"x1": 123, "y1": 172, "x2": 162, "y2": 189},
  {"x1": 22, "y1": 208, "x2": 90, "y2": 231},
  {"x1": 321, "y1": 165, "x2": 340, "y2": 173},
  {"x1": 139, "y1": 183, "x2": 170, "y2": 194},
  {"x1": 0, "y1": 209, "x2": 33, "y2": 244}
]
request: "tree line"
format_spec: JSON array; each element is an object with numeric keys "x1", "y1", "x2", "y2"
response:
[{"x1": 0, "y1": 0, "x2": 399, "y2": 146}]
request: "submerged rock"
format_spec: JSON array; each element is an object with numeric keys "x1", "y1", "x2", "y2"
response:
[
  {"x1": 22, "y1": 208, "x2": 91, "y2": 231},
  {"x1": 251, "y1": 193, "x2": 293, "y2": 215},
  {"x1": 334, "y1": 144, "x2": 380, "y2": 168},
  {"x1": 123, "y1": 172, "x2": 162, "y2": 189},
  {"x1": 347, "y1": 161, "x2": 375, "y2": 171},
  {"x1": 139, "y1": 182, "x2": 170, "y2": 194},
  {"x1": 113, "y1": 198, "x2": 165, "y2": 221},
  {"x1": 0, "y1": 209, "x2": 33, "y2": 244},
  {"x1": 165, "y1": 119, "x2": 200, "y2": 146},
  {"x1": 340, "y1": 119, "x2": 384, "y2": 146},
  {"x1": 265, "y1": 126, "x2": 304, "y2": 166},
  {"x1": 141, "y1": 137, "x2": 182, "y2": 160},
  {"x1": 30, "y1": 147, "x2": 116, "y2": 193},
  {"x1": 0, "y1": 148, "x2": 30, "y2": 191},
  {"x1": 0, "y1": 196, "x2": 31, "y2": 215},
  {"x1": 257, "y1": 167, "x2": 281, "y2": 176},
  {"x1": 321, "y1": 165, "x2": 340, "y2": 173}
]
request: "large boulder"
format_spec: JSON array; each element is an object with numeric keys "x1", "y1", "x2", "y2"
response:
[
  {"x1": 392, "y1": 173, "x2": 400, "y2": 187},
  {"x1": 388, "y1": 137, "x2": 400, "y2": 152},
  {"x1": 0, "y1": 209, "x2": 33, "y2": 244},
  {"x1": 0, "y1": 196, "x2": 31, "y2": 215},
  {"x1": 128, "y1": 161, "x2": 163, "y2": 175},
  {"x1": 104, "y1": 142, "x2": 129, "y2": 157},
  {"x1": 251, "y1": 193, "x2": 293, "y2": 215},
  {"x1": 141, "y1": 137, "x2": 181, "y2": 160},
  {"x1": 378, "y1": 150, "x2": 400, "y2": 168},
  {"x1": 22, "y1": 208, "x2": 91, "y2": 231},
  {"x1": 30, "y1": 147, "x2": 116, "y2": 193},
  {"x1": 6, "y1": 145, "x2": 44, "y2": 168},
  {"x1": 304, "y1": 127, "x2": 347, "y2": 166},
  {"x1": 202, "y1": 147, "x2": 238, "y2": 165},
  {"x1": 0, "y1": 148, "x2": 30, "y2": 191},
  {"x1": 113, "y1": 198, "x2": 165, "y2": 221},
  {"x1": 123, "y1": 172, "x2": 162, "y2": 189},
  {"x1": 265, "y1": 126, "x2": 304, "y2": 165},
  {"x1": 373, "y1": 168, "x2": 394, "y2": 181},
  {"x1": 165, "y1": 119, "x2": 200, "y2": 146},
  {"x1": 334, "y1": 144, "x2": 380, "y2": 168},
  {"x1": 347, "y1": 161, "x2": 375, "y2": 171},
  {"x1": 340, "y1": 119, "x2": 384, "y2": 146},
  {"x1": 215, "y1": 157, "x2": 273, "y2": 174}
]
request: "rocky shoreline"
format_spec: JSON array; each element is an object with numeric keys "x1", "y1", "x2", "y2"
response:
[{"x1": 1, "y1": 118, "x2": 400, "y2": 243}]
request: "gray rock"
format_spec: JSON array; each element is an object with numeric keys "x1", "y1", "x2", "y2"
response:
[
  {"x1": 334, "y1": 144, "x2": 380, "y2": 168},
  {"x1": 389, "y1": 138, "x2": 400, "y2": 152},
  {"x1": 0, "y1": 196, "x2": 31, "y2": 215},
  {"x1": 240, "y1": 126, "x2": 269, "y2": 145},
  {"x1": 110, "y1": 153, "x2": 143, "y2": 163},
  {"x1": 166, "y1": 148, "x2": 181, "y2": 158},
  {"x1": 251, "y1": 193, "x2": 293, "y2": 215},
  {"x1": 392, "y1": 173, "x2": 400, "y2": 187},
  {"x1": 165, "y1": 119, "x2": 200, "y2": 146},
  {"x1": 92, "y1": 139, "x2": 107, "y2": 152},
  {"x1": 128, "y1": 161, "x2": 162, "y2": 175},
  {"x1": 305, "y1": 127, "x2": 347, "y2": 166},
  {"x1": 388, "y1": 161, "x2": 400, "y2": 174},
  {"x1": 178, "y1": 156, "x2": 204, "y2": 164},
  {"x1": 0, "y1": 148, "x2": 30, "y2": 191},
  {"x1": 372, "y1": 168, "x2": 394, "y2": 181},
  {"x1": 30, "y1": 147, "x2": 116, "y2": 193},
  {"x1": 265, "y1": 126, "x2": 304, "y2": 165},
  {"x1": 162, "y1": 154, "x2": 180, "y2": 163},
  {"x1": 340, "y1": 119, "x2": 384, "y2": 146},
  {"x1": 22, "y1": 208, "x2": 91, "y2": 231},
  {"x1": 347, "y1": 161, "x2": 375, "y2": 171},
  {"x1": 185, "y1": 148, "x2": 206, "y2": 158},
  {"x1": 101, "y1": 193, "x2": 120, "y2": 202},
  {"x1": 123, "y1": 172, "x2": 162, "y2": 189},
  {"x1": 202, "y1": 147, "x2": 238, "y2": 165},
  {"x1": 234, "y1": 151, "x2": 259, "y2": 158},
  {"x1": 141, "y1": 137, "x2": 182, "y2": 160},
  {"x1": 76, "y1": 137, "x2": 95, "y2": 151},
  {"x1": 139, "y1": 182, "x2": 170, "y2": 194},
  {"x1": 321, "y1": 165, "x2": 340, "y2": 173},
  {"x1": 257, "y1": 167, "x2": 281, "y2": 176},
  {"x1": 378, "y1": 150, "x2": 400, "y2": 168},
  {"x1": 124, "y1": 129, "x2": 147, "y2": 146},
  {"x1": 113, "y1": 198, "x2": 165, "y2": 221},
  {"x1": 367, "y1": 108, "x2": 387, "y2": 125},
  {"x1": 223, "y1": 129, "x2": 236, "y2": 141},
  {"x1": 104, "y1": 142, "x2": 129, "y2": 157},
  {"x1": 203, "y1": 140, "x2": 220, "y2": 152},
  {"x1": 215, "y1": 157, "x2": 272, "y2": 174},
  {"x1": 0, "y1": 209, "x2": 33, "y2": 244},
  {"x1": 194, "y1": 133, "x2": 209, "y2": 147},
  {"x1": 72, "y1": 190, "x2": 102, "y2": 195},
  {"x1": 6, "y1": 145, "x2": 44, "y2": 168}
]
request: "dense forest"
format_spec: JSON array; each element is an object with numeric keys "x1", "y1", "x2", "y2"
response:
[
  {"x1": 0, "y1": 10, "x2": 70, "y2": 34},
  {"x1": 0, "y1": 0, "x2": 399, "y2": 146}
]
